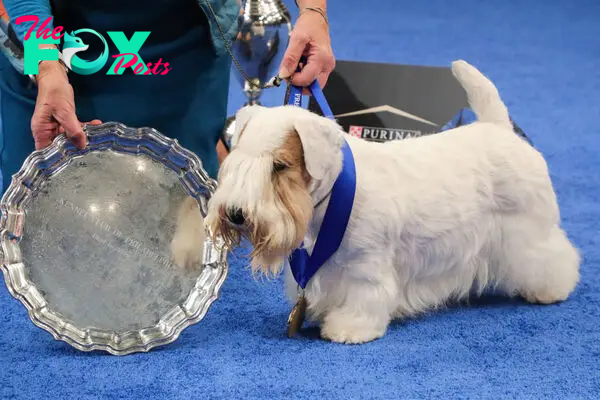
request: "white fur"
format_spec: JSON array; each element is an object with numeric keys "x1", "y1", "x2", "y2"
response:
[
  {"x1": 209, "y1": 60, "x2": 580, "y2": 344},
  {"x1": 170, "y1": 196, "x2": 205, "y2": 269}
]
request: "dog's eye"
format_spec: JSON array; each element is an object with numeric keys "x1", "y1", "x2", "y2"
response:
[{"x1": 273, "y1": 162, "x2": 288, "y2": 173}]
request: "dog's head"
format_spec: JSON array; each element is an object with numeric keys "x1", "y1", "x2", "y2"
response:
[{"x1": 207, "y1": 105, "x2": 344, "y2": 276}]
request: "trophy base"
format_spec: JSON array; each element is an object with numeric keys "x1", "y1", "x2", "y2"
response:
[{"x1": 221, "y1": 116, "x2": 236, "y2": 151}]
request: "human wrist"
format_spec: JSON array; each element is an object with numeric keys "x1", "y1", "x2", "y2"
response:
[
  {"x1": 34, "y1": 45, "x2": 69, "y2": 83},
  {"x1": 36, "y1": 60, "x2": 68, "y2": 84},
  {"x1": 296, "y1": 0, "x2": 328, "y2": 27},
  {"x1": 299, "y1": 6, "x2": 328, "y2": 27},
  {"x1": 295, "y1": 0, "x2": 326, "y2": 13}
]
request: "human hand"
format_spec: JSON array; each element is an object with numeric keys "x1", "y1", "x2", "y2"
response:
[
  {"x1": 31, "y1": 58, "x2": 101, "y2": 150},
  {"x1": 278, "y1": 5, "x2": 335, "y2": 90}
]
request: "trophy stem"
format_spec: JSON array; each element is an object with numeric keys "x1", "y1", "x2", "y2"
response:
[{"x1": 244, "y1": 81, "x2": 263, "y2": 106}]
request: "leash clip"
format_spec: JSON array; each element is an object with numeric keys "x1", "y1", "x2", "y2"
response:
[{"x1": 263, "y1": 75, "x2": 284, "y2": 89}]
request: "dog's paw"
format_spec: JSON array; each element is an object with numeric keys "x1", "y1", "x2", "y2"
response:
[
  {"x1": 522, "y1": 290, "x2": 569, "y2": 305},
  {"x1": 320, "y1": 314, "x2": 387, "y2": 344},
  {"x1": 170, "y1": 197, "x2": 205, "y2": 269},
  {"x1": 320, "y1": 323, "x2": 386, "y2": 344},
  {"x1": 170, "y1": 233, "x2": 204, "y2": 269}
]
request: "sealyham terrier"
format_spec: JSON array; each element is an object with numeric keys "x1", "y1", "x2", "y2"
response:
[{"x1": 199, "y1": 60, "x2": 580, "y2": 344}]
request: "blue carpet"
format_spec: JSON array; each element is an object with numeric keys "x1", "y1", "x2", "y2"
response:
[{"x1": 2, "y1": 0, "x2": 599, "y2": 398}]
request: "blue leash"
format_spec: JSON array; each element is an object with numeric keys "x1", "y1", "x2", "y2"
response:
[{"x1": 285, "y1": 65, "x2": 357, "y2": 290}]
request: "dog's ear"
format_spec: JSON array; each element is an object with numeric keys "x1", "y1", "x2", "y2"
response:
[
  {"x1": 232, "y1": 105, "x2": 261, "y2": 147},
  {"x1": 294, "y1": 114, "x2": 343, "y2": 180}
]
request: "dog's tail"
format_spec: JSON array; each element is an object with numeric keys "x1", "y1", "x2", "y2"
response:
[{"x1": 451, "y1": 60, "x2": 512, "y2": 131}]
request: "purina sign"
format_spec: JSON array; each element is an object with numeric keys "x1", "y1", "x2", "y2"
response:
[
  {"x1": 309, "y1": 60, "x2": 531, "y2": 146},
  {"x1": 309, "y1": 60, "x2": 470, "y2": 142},
  {"x1": 348, "y1": 125, "x2": 432, "y2": 142}
]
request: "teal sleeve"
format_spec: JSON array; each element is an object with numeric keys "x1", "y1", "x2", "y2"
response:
[{"x1": 3, "y1": 0, "x2": 54, "y2": 43}]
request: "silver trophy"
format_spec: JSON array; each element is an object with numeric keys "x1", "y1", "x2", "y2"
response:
[{"x1": 222, "y1": 0, "x2": 292, "y2": 149}]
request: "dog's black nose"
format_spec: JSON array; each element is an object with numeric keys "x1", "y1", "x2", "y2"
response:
[{"x1": 227, "y1": 208, "x2": 245, "y2": 225}]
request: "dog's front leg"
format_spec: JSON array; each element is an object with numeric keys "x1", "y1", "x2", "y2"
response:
[
  {"x1": 170, "y1": 196, "x2": 205, "y2": 269},
  {"x1": 319, "y1": 278, "x2": 392, "y2": 345}
]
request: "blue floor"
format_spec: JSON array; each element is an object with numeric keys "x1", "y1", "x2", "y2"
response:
[{"x1": 2, "y1": 0, "x2": 600, "y2": 398}]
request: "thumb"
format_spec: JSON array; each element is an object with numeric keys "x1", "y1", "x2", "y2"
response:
[
  {"x1": 54, "y1": 107, "x2": 88, "y2": 149},
  {"x1": 279, "y1": 32, "x2": 309, "y2": 79},
  {"x1": 31, "y1": 105, "x2": 59, "y2": 149}
]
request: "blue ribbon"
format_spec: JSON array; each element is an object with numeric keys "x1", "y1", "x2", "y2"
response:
[{"x1": 285, "y1": 68, "x2": 356, "y2": 289}]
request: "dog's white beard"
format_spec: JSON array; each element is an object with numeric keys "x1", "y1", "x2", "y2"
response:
[
  {"x1": 207, "y1": 157, "x2": 310, "y2": 277},
  {"x1": 247, "y1": 200, "x2": 302, "y2": 276}
]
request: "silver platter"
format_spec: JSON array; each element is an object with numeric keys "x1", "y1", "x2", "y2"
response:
[{"x1": 0, "y1": 122, "x2": 228, "y2": 355}]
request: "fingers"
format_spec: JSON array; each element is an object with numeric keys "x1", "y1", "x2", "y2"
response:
[
  {"x1": 279, "y1": 31, "x2": 310, "y2": 79},
  {"x1": 32, "y1": 111, "x2": 98, "y2": 150},
  {"x1": 32, "y1": 77, "x2": 95, "y2": 150},
  {"x1": 59, "y1": 120, "x2": 103, "y2": 133},
  {"x1": 43, "y1": 120, "x2": 102, "y2": 149},
  {"x1": 318, "y1": 69, "x2": 330, "y2": 88},
  {"x1": 296, "y1": 66, "x2": 333, "y2": 96},
  {"x1": 53, "y1": 106, "x2": 87, "y2": 149},
  {"x1": 286, "y1": 46, "x2": 335, "y2": 90},
  {"x1": 71, "y1": 120, "x2": 102, "y2": 147},
  {"x1": 31, "y1": 105, "x2": 59, "y2": 150},
  {"x1": 291, "y1": 60, "x2": 320, "y2": 87},
  {"x1": 33, "y1": 130, "x2": 56, "y2": 150},
  {"x1": 32, "y1": 126, "x2": 61, "y2": 150}
]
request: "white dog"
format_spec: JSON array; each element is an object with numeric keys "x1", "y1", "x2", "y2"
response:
[{"x1": 202, "y1": 60, "x2": 580, "y2": 344}]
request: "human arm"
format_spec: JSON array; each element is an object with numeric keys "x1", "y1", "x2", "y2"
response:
[
  {"x1": 1, "y1": 0, "x2": 100, "y2": 149},
  {"x1": 2, "y1": 0, "x2": 54, "y2": 42},
  {"x1": 278, "y1": 0, "x2": 335, "y2": 88},
  {"x1": 32, "y1": 59, "x2": 101, "y2": 149}
]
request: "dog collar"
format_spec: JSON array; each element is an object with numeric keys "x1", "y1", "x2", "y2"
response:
[{"x1": 286, "y1": 75, "x2": 357, "y2": 289}]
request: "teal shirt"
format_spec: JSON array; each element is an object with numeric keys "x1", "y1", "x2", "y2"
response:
[
  {"x1": 200, "y1": 0, "x2": 241, "y2": 56},
  {"x1": 3, "y1": 0, "x2": 240, "y2": 57},
  {"x1": 0, "y1": 0, "x2": 240, "y2": 191}
]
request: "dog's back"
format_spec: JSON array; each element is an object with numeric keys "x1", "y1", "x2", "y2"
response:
[{"x1": 335, "y1": 60, "x2": 578, "y2": 319}]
